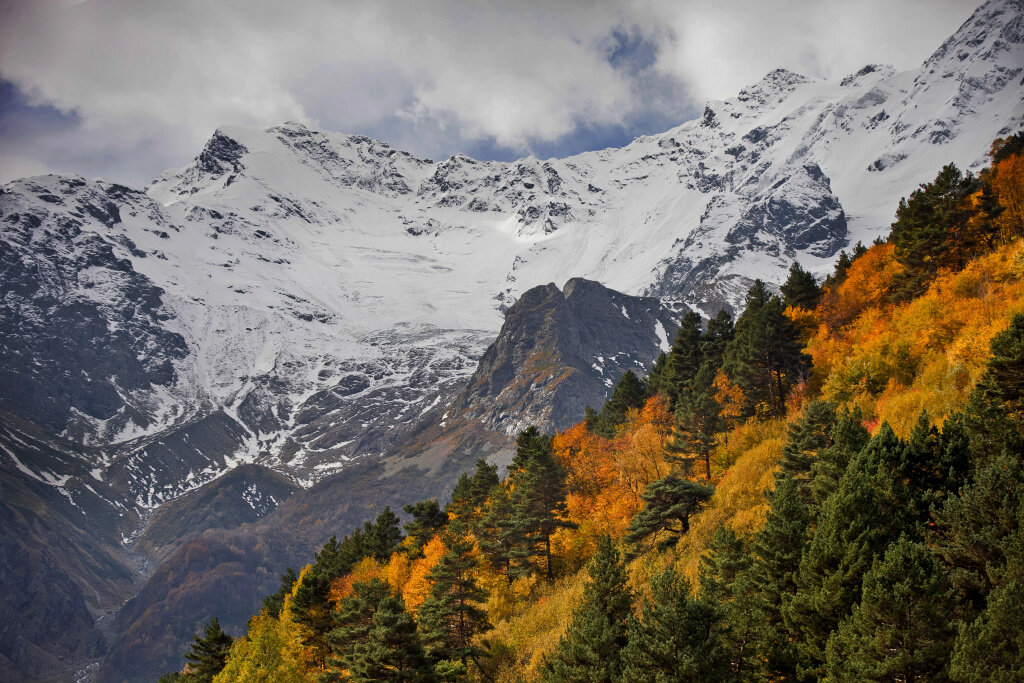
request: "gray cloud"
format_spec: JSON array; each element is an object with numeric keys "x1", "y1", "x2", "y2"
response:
[{"x1": 0, "y1": 0, "x2": 981, "y2": 186}]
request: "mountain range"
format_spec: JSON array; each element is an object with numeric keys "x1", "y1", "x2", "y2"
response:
[{"x1": 0, "y1": 0, "x2": 1022, "y2": 679}]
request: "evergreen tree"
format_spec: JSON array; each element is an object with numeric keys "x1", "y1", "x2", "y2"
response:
[
  {"x1": 509, "y1": 436, "x2": 573, "y2": 580},
  {"x1": 476, "y1": 483, "x2": 521, "y2": 581},
  {"x1": 780, "y1": 262, "x2": 821, "y2": 310},
  {"x1": 950, "y1": 581, "x2": 1024, "y2": 683},
  {"x1": 890, "y1": 163, "x2": 981, "y2": 298},
  {"x1": 825, "y1": 536, "x2": 956, "y2": 682},
  {"x1": 325, "y1": 578, "x2": 395, "y2": 678},
  {"x1": 698, "y1": 525, "x2": 751, "y2": 605},
  {"x1": 403, "y1": 500, "x2": 448, "y2": 559},
  {"x1": 823, "y1": 249, "x2": 853, "y2": 292},
  {"x1": 669, "y1": 362, "x2": 724, "y2": 481},
  {"x1": 261, "y1": 567, "x2": 297, "y2": 619},
  {"x1": 445, "y1": 460, "x2": 498, "y2": 521},
  {"x1": 808, "y1": 405, "x2": 869, "y2": 507},
  {"x1": 183, "y1": 617, "x2": 233, "y2": 682},
  {"x1": 700, "y1": 310, "x2": 735, "y2": 369},
  {"x1": 621, "y1": 567, "x2": 730, "y2": 682},
  {"x1": 509, "y1": 426, "x2": 552, "y2": 474},
  {"x1": 779, "y1": 399, "x2": 837, "y2": 486},
  {"x1": 745, "y1": 475, "x2": 811, "y2": 679},
  {"x1": 542, "y1": 535, "x2": 632, "y2": 682},
  {"x1": 786, "y1": 424, "x2": 913, "y2": 678},
  {"x1": 964, "y1": 313, "x2": 1024, "y2": 460},
  {"x1": 664, "y1": 311, "x2": 706, "y2": 408},
  {"x1": 625, "y1": 475, "x2": 713, "y2": 557},
  {"x1": 347, "y1": 593, "x2": 433, "y2": 682},
  {"x1": 589, "y1": 370, "x2": 646, "y2": 437},
  {"x1": 645, "y1": 351, "x2": 670, "y2": 399},
  {"x1": 417, "y1": 525, "x2": 491, "y2": 673},
  {"x1": 698, "y1": 526, "x2": 759, "y2": 681},
  {"x1": 722, "y1": 281, "x2": 809, "y2": 418}
]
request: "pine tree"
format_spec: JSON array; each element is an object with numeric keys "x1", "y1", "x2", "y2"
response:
[
  {"x1": 808, "y1": 405, "x2": 869, "y2": 507},
  {"x1": 509, "y1": 437, "x2": 573, "y2": 580},
  {"x1": 825, "y1": 536, "x2": 956, "y2": 682},
  {"x1": 625, "y1": 475, "x2": 713, "y2": 557},
  {"x1": 669, "y1": 362, "x2": 724, "y2": 481},
  {"x1": 722, "y1": 281, "x2": 809, "y2": 418},
  {"x1": 786, "y1": 424, "x2": 912, "y2": 678},
  {"x1": 621, "y1": 567, "x2": 730, "y2": 682},
  {"x1": 890, "y1": 163, "x2": 981, "y2": 298},
  {"x1": 476, "y1": 483, "x2": 521, "y2": 581},
  {"x1": 325, "y1": 578, "x2": 395, "y2": 676},
  {"x1": 403, "y1": 500, "x2": 448, "y2": 559},
  {"x1": 698, "y1": 525, "x2": 751, "y2": 604},
  {"x1": 950, "y1": 581, "x2": 1024, "y2": 683},
  {"x1": 965, "y1": 313, "x2": 1024, "y2": 460},
  {"x1": 589, "y1": 370, "x2": 646, "y2": 436},
  {"x1": 262, "y1": 567, "x2": 297, "y2": 618},
  {"x1": 779, "y1": 399, "x2": 836, "y2": 486},
  {"x1": 445, "y1": 460, "x2": 498, "y2": 522},
  {"x1": 417, "y1": 525, "x2": 491, "y2": 673},
  {"x1": 509, "y1": 426, "x2": 552, "y2": 474},
  {"x1": 646, "y1": 351, "x2": 670, "y2": 399},
  {"x1": 780, "y1": 262, "x2": 821, "y2": 310},
  {"x1": 183, "y1": 617, "x2": 233, "y2": 682},
  {"x1": 542, "y1": 535, "x2": 632, "y2": 682},
  {"x1": 700, "y1": 310, "x2": 735, "y2": 369},
  {"x1": 346, "y1": 593, "x2": 433, "y2": 682},
  {"x1": 664, "y1": 311, "x2": 706, "y2": 408},
  {"x1": 745, "y1": 475, "x2": 811, "y2": 679},
  {"x1": 698, "y1": 526, "x2": 758, "y2": 681}
]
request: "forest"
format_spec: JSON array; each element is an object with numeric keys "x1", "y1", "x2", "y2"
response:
[{"x1": 162, "y1": 132, "x2": 1024, "y2": 682}]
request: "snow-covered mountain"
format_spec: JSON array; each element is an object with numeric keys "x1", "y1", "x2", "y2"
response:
[{"x1": 1, "y1": 0, "x2": 1022, "y2": 516}]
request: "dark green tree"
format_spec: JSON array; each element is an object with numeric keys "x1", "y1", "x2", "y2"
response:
[
  {"x1": 262, "y1": 567, "x2": 297, "y2": 618},
  {"x1": 645, "y1": 351, "x2": 670, "y2": 399},
  {"x1": 950, "y1": 581, "x2": 1024, "y2": 683},
  {"x1": 825, "y1": 536, "x2": 956, "y2": 682},
  {"x1": 621, "y1": 567, "x2": 730, "y2": 682},
  {"x1": 445, "y1": 460, "x2": 498, "y2": 522},
  {"x1": 664, "y1": 311, "x2": 706, "y2": 408},
  {"x1": 325, "y1": 578, "x2": 396, "y2": 678},
  {"x1": 509, "y1": 426, "x2": 552, "y2": 474},
  {"x1": 722, "y1": 281, "x2": 810, "y2": 418},
  {"x1": 183, "y1": 617, "x2": 233, "y2": 682},
  {"x1": 786, "y1": 424, "x2": 913, "y2": 678},
  {"x1": 509, "y1": 437, "x2": 573, "y2": 580},
  {"x1": 542, "y1": 535, "x2": 632, "y2": 682},
  {"x1": 588, "y1": 370, "x2": 646, "y2": 437},
  {"x1": 780, "y1": 262, "x2": 821, "y2": 310},
  {"x1": 890, "y1": 163, "x2": 980, "y2": 298},
  {"x1": 403, "y1": 500, "x2": 448, "y2": 559},
  {"x1": 700, "y1": 310, "x2": 735, "y2": 369},
  {"x1": 808, "y1": 405, "x2": 869, "y2": 507},
  {"x1": 698, "y1": 526, "x2": 758, "y2": 681},
  {"x1": 779, "y1": 399, "x2": 837, "y2": 486},
  {"x1": 347, "y1": 592, "x2": 433, "y2": 682},
  {"x1": 476, "y1": 483, "x2": 522, "y2": 581},
  {"x1": 417, "y1": 525, "x2": 491, "y2": 674},
  {"x1": 965, "y1": 313, "x2": 1024, "y2": 460},
  {"x1": 745, "y1": 475, "x2": 811, "y2": 679},
  {"x1": 625, "y1": 475, "x2": 713, "y2": 557},
  {"x1": 669, "y1": 362, "x2": 724, "y2": 481}
]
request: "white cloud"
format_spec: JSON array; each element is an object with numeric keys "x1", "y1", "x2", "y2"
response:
[{"x1": 0, "y1": 0, "x2": 986, "y2": 185}]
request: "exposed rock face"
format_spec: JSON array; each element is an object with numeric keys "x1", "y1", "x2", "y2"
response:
[{"x1": 452, "y1": 278, "x2": 680, "y2": 434}]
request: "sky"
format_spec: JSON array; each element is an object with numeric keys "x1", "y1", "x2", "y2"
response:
[{"x1": 0, "y1": 0, "x2": 982, "y2": 187}]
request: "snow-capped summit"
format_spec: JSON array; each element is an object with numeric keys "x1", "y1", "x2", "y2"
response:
[{"x1": 1, "y1": 0, "x2": 1022, "y2": 513}]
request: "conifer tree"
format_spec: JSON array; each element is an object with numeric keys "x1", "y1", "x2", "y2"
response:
[
  {"x1": 780, "y1": 262, "x2": 821, "y2": 310},
  {"x1": 722, "y1": 281, "x2": 809, "y2": 418},
  {"x1": 786, "y1": 424, "x2": 912, "y2": 678},
  {"x1": 621, "y1": 567, "x2": 729, "y2": 682},
  {"x1": 261, "y1": 567, "x2": 297, "y2": 619},
  {"x1": 347, "y1": 593, "x2": 433, "y2": 682},
  {"x1": 700, "y1": 310, "x2": 735, "y2": 368},
  {"x1": 950, "y1": 581, "x2": 1024, "y2": 683},
  {"x1": 625, "y1": 475, "x2": 713, "y2": 557},
  {"x1": 698, "y1": 526, "x2": 758, "y2": 681},
  {"x1": 825, "y1": 536, "x2": 956, "y2": 682},
  {"x1": 403, "y1": 500, "x2": 448, "y2": 559},
  {"x1": 183, "y1": 617, "x2": 233, "y2": 682},
  {"x1": 965, "y1": 313, "x2": 1024, "y2": 459},
  {"x1": 325, "y1": 578, "x2": 395, "y2": 677},
  {"x1": 542, "y1": 535, "x2": 632, "y2": 682},
  {"x1": 808, "y1": 405, "x2": 869, "y2": 507},
  {"x1": 779, "y1": 399, "x2": 836, "y2": 486},
  {"x1": 476, "y1": 483, "x2": 521, "y2": 580},
  {"x1": 509, "y1": 437, "x2": 573, "y2": 580},
  {"x1": 417, "y1": 524, "x2": 490, "y2": 673},
  {"x1": 645, "y1": 351, "x2": 670, "y2": 399},
  {"x1": 664, "y1": 311, "x2": 706, "y2": 408},
  {"x1": 509, "y1": 426, "x2": 552, "y2": 474},
  {"x1": 589, "y1": 370, "x2": 646, "y2": 436},
  {"x1": 669, "y1": 362, "x2": 724, "y2": 481},
  {"x1": 744, "y1": 475, "x2": 811, "y2": 678}
]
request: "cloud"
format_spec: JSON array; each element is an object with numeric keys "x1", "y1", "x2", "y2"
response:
[{"x1": 0, "y1": 0, "x2": 983, "y2": 186}]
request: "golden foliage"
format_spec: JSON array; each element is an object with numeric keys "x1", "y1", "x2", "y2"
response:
[{"x1": 402, "y1": 535, "x2": 446, "y2": 612}]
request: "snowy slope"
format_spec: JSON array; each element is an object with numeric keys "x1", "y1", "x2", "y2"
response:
[{"x1": 1, "y1": 0, "x2": 1022, "y2": 511}]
